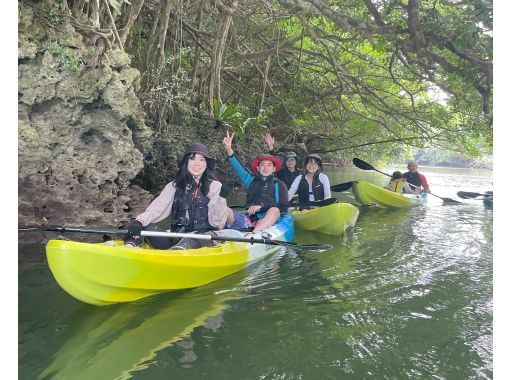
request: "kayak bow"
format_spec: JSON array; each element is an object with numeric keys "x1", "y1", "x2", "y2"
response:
[
  {"x1": 45, "y1": 214, "x2": 295, "y2": 306},
  {"x1": 352, "y1": 181, "x2": 427, "y2": 208}
]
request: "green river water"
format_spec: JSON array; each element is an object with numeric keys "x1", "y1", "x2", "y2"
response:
[{"x1": 19, "y1": 166, "x2": 493, "y2": 379}]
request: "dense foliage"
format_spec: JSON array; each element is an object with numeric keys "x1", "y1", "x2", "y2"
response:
[{"x1": 28, "y1": 0, "x2": 492, "y2": 163}]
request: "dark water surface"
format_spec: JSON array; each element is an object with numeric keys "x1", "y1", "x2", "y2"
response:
[{"x1": 19, "y1": 167, "x2": 493, "y2": 379}]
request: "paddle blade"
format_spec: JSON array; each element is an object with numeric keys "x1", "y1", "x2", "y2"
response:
[
  {"x1": 440, "y1": 197, "x2": 463, "y2": 204},
  {"x1": 457, "y1": 191, "x2": 485, "y2": 199},
  {"x1": 291, "y1": 197, "x2": 337, "y2": 208},
  {"x1": 311, "y1": 198, "x2": 338, "y2": 207},
  {"x1": 352, "y1": 158, "x2": 374, "y2": 171},
  {"x1": 330, "y1": 182, "x2": 354, "y2": 192}
]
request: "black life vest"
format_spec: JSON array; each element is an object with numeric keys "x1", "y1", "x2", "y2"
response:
[
  {"x1": 403, "y1": 172, "x2": 422, "y2": 188},
  {"x1": 277, "y1": 167, "x2": 300, "y2": 189},
  {"x1": 171, "y1": 184, "x2": 213, "y2": 232},
  {"x1": 297, "y1": 174, "x2": 324, "y2": 205},
  {"x1": 246, "y1": 175, "x2": 279, "y2": 212}
]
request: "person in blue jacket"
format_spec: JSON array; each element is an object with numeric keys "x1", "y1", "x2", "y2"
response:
[{"x1": 223, "y1": 131, "x2": 289, "y2": 232}]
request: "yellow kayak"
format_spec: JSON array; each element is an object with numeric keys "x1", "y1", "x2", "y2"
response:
[
  {"x1": 291, "y1": 202, "x2": 359, "y2": 236},
  {"x1": 46, "y1": 215, "x2": 294, "y2": 306},
  {"x1": 352, "y1": 180, "x2": 427, "y2": 208}
]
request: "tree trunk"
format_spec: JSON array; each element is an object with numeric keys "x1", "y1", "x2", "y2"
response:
[
  {"x1": 189, "y1": 0, "x2": 206, "y2": 102},
  {"x1": 153, "y1": 0, "x2": 173, "y2": 84},
  {"x1": 119, "y1": 0, "x2": 145, "y2": 46},
  {"x1": 90, "y1": 0, "x2": 101, "y2": 28},
  {"x1": 141, "y1": 1, "x2": 164, "y2": 89},
  {"x1": 256, "y1": 55, "x2": 271, "y2": 115},
  {"x1": 208, "y1": 0, "x2": 239, "y2": 111}
]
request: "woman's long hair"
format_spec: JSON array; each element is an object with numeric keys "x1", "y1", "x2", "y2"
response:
[{"x1": 173, "y1": 153, "x2": 216, "y2": 195}]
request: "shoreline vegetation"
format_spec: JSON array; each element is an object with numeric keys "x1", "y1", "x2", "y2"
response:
[{"x1": 18, "y1": 0, "x2": 492, "y2": 231}]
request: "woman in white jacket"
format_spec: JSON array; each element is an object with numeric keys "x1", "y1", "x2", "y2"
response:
[{"x1": 287, "y1": 154, "x2": 331, "y2": 208}]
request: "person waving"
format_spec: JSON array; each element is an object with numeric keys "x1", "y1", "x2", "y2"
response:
[{"x1": 223, "y1": 131, "x2": 289, "y2": 232}]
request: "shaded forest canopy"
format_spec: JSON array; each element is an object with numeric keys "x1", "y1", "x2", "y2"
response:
[{"x1": 28, "y1": 0, "x2": 492, "y2": 163}]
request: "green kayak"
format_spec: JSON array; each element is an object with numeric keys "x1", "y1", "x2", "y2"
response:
[{"x1": 352, "y1": 180, "x2": 427, "y2": 208}]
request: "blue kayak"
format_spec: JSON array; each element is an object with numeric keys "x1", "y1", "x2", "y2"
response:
[{"x1": 483, "y1": 191, "x2": 493, "y2": 208}]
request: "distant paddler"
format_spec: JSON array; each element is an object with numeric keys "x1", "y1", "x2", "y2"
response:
[{"x1": 403, "y1": 161, "x2": 431, "y2": 195}]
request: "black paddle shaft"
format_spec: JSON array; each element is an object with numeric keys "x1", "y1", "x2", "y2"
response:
[
  {"x1": 330, "y1": 181, "x2": 354, "y2": 192},
  {"x1": 18, "y1": 225, "x2": 332, "y2": 253}
]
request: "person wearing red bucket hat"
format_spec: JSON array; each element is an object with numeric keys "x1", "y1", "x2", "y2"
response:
[
  {"x1": 123, "y1": 143, "x2": 231, "y2": 249},
  {"x1": 250, "y1": 154, "x2": 283, "y2": 173},
  {"x1": 222, "y1": 131, "x2": 289, "y2": 232},
  {"x1": 264, "y1": 133, "x2": 300, "y2": 189}
]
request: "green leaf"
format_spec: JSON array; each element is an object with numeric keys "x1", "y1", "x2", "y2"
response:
[{"x1": 109, "y1": 0, "x2": 122, "y2": 13}]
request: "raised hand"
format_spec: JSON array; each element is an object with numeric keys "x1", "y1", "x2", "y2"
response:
[
  {"x1": 264, "y1": 132, "x2": 275, "y2": 151},
  {"x1": 223, "y1": 131, "x2": 235, "y2": 156}
]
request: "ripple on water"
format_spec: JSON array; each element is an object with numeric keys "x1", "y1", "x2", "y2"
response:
[{"x1": 18, "y1": 168, "x2": 493, "y2": 379}]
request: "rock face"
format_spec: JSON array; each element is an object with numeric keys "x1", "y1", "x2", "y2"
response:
[
  {"x1": 18, "y1": 5, "x2": 153, "y2": 241},
  {"x1": 17, "y1": 4, "x2": 271, "y2": 243}
]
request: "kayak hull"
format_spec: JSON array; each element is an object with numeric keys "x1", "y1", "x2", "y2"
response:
[
  {"x1": 291, "y1": 202, "x2": 359, "y2": 236},
  {"x1": 46, "y1": 214, "x2": 294, "y2": 306},
  {"x1": 352, "y1": 180, "x2": 427, "y2": 208}
]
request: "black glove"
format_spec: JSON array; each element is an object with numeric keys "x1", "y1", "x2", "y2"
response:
[
  {"x1": 126, "y1": 219, "x2": 143, "y2": 238},
  {"x1": 219, "y1": 183, "x2": 232, "y2": 198}
]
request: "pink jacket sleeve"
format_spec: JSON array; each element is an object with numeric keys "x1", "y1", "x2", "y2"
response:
[
  {"x1": 206, "y1": 181, "x2": 228, "y2": 229},
  {"x1": 135, "y1": 180, "x2": 228, "y2": 229},
  {"x1": 135, "y1": 182, "x2": 177, "y2": 226}
]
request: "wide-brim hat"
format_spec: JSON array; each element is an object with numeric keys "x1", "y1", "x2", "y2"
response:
[
  {"x1": 250, "y1": 155, "x2": 283, "y2": 173},
  {"x1": 183, "y1": 143, "x2": 215, "y2": 162},
  {"x1": 304, "y1": 153, "x2": 322, "y2": 167},
  {"x1": 284, "y1": 151, "x2": 297, "y2": 159}
]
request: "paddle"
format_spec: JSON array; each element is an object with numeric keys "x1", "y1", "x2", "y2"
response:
[
  {"x1": 18, "y1": 225, "x2": 333, "y2": 253},
  {"x1": 294, "y1": 197, "x2": 338, "y2": 208},
  {"x1": 352, "y1": 158, "x2": 463, "y2": 204},
  {"x1": 330, "y1": 181, "x2": 354, "y2": 192},
  {"x1": 457, "y1": 191, "x2": 486, "y2": 199},
  {"x1": 230, "y1": 197, "x2": 337, "y2": 209}
]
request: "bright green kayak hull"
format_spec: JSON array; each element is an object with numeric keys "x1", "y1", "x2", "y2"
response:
[
  {"x1": 352, "y1": 180, "x2": 427, "y2": 208},
  {"x1": 291, "y1": 202, "x2": 359, "y2": 236}
]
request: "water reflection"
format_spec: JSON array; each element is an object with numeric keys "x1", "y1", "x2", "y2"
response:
[
  {"x1": 36, "y1": 285, "x2": 235, "y2": 379},
  {"x1": 19, "y1": 167, "x2": 493, "y2": 379}
]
